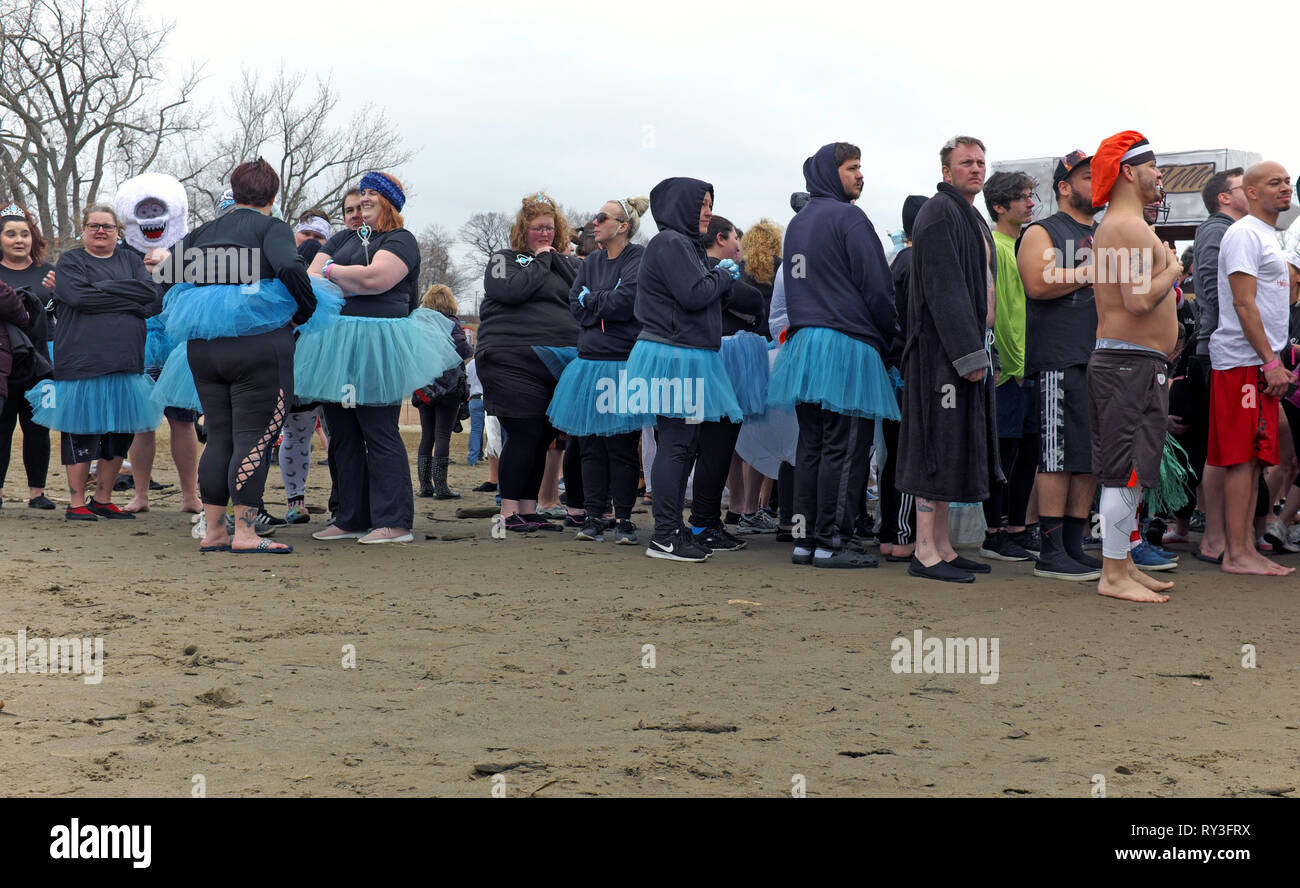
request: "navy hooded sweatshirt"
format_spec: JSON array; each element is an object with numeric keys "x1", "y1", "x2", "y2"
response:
[
  {"x1": 707, "y1": 256, "x2": 767, "y2": 336},
  {"x1": 635, "y1": 178, "x2": 733, "y2": 350},
  {"x1": 782, "y1": 143, "x2": 898, "y2": 355},
  {"x1": 569, "y1": 242, "x2": 644, "y2": 360}
]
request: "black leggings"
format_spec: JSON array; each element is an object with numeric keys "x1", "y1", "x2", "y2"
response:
[
  {"x1": 687, "y1": 420, "x2": 741, "y2": 527},
  {"x1": 498, "y1": 416, "x2": 557, "y2": 502},
  {"x1": 983, "y1": 434, "x2": 1039, "y2": 530},
  {"x1": 189, "y1": 328, "x2": 293, "y2": 507},
  {"x1": 561, "y1": 434, "x2": 584, "y2": 511},
  {"x1": 417, "y1": 398, "x2": 460, "y2": 460},
  {"x1": 580, "y1": 431, "x2": 638, "y2": 521},
  {"x1": 0, "y1": 382, "x2": 50, "y2": 489}
]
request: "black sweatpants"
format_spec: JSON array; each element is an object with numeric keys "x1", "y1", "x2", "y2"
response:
[
  {"x1": 794, "y1": 403, "x2": 873, "y2": 550},
  {"x1": 1170, "y1": 354, "x2": 1210, "y2": 520},
  {"x1": 651, "y1": 416, "x2": 699, "y2": 538},
  {"x1": 581, "y1": 431, "x2": 639, "y2": 521},
  {"x1": 688, "y1": 419, "x2": 741, "y2": 528},
  {"x1": 982, "y1": 435, "x2": 1039, "y2": 530},
  {"x1": 498, "y1": 415, "x2": 557, "y2": 503},
  {"x1": 561, "y1": 434, "x2": 584, "y2": 512},
  {"x1": 417, "y1": 397, "x2": 460, "y2": 460},
  {"x1": 877, "y1": 417, "x2": 916, "y2": 546},
  {"x1": 0, "y1": 381, "x2": 50, "y2": 489},
  {"x1": 189, "y1": 327, "x2": 292, "y2": 507},
  {"x1": 322, "y1": 402, "x2": 412, "y2": 530},
  {"x1": 777, "y1": 461, "x2": 795, "y2": 525}
]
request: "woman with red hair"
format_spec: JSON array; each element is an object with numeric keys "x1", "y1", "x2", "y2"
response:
[{"x1": 300, "y1": 171, "x2": 461, "y2": 544}]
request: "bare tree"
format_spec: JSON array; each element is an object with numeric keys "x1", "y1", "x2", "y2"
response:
[
  {"x1": 0, "y1": 0, "x2": 205, "y2": 250},
  {"x1": 416, "y1": 223, "x2": 472, "y2": 299},
  {"x1": 179, "y1": 66, "x2": 411, "y2": 225},
  {"x1": 458, "y1": 210, "x2": 512, "y2": 271}
]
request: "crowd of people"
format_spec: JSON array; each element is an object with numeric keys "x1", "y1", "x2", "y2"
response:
[{"x1": 1, "y1": 133, "x2": 1297, "y2": 602}]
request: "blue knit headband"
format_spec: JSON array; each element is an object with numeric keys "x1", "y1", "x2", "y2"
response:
[{"x1": 359, "y1": 172, "x2": 405, "y2": 211}]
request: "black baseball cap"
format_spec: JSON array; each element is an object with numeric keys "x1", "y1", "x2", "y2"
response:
[{"x1": 1052, "y1": 150, "x2": 1091, "y2": 188}]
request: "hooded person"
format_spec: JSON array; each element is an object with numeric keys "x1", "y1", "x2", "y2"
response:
[
  {"x1": 766, "y1": 142, "x2": 900, "y2": 568},
  {"x1": 896, "y1": 135, "x2": 1004, "y2": 582},
  {"x1": 108, "y1": 172, "x2": 204, "y2": 514},
  {"x1": 623, "y1": 176, "x2": 744, "y2": 562}
]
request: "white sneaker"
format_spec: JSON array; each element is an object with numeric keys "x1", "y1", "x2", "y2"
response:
[
  {"x1": 312, "y1": 525, "x2": 366, "y2": 540},
  {"x1": 191, "y1": 513, "x2": 206, "y2": 539},
  {"x1": 1286, "y1": 522, "x2": 1300, "y2": 547},
  {"x1": 1264, "y1": 520, "x2": 1300, "y2": 553}
]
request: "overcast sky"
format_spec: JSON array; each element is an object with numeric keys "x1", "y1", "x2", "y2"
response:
[{"x1": 144, "y1": 0, "x2": 1298, "y2": 265}]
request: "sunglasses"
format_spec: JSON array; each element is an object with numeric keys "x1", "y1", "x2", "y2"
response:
[{"x1": 592, "y1": 212, "x2": 627, "y2": 225}]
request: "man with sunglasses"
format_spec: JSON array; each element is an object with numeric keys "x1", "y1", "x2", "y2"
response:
[
  {"x1": 978, "y1": 171, "x2": 1039, "y2": 563},
  {"x1": 1016, "y1": 149, "x2": 1105, "y2": 582}
]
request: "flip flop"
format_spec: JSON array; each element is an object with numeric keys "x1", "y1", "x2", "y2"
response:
[
  {"x1": 199, "y1": 544, "x2": 231, "y2": 553},
  {"x1": 232, "y1": 539, "x2": 294, "y2": 555},
  {"x1": 1191, "y1": 549, "x2": 1223, "y2": 565}
]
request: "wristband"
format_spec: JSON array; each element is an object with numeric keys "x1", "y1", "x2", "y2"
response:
[
  {"x1": 321, "y1": 260, "x2": 334, "y2": 281},
  {"x1": 1261, "y1": 357, "x2": 1280, "y2": 372}
]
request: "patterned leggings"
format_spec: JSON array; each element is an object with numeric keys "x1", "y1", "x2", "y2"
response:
[{"x1": 278, "y1": 407, "x2": 318, "y2": 502}]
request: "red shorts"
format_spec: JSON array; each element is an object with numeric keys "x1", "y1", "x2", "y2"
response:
[{"x1": 1207, "y1": 365, "x2": 1280, "y2": 467}]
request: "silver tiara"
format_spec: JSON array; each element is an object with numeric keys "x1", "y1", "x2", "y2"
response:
[{"x1": 0, "y1": 202, "x2": 24, "y2": 218}]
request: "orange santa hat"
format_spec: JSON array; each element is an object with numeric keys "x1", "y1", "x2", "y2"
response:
[{"x1": 1091, "y1": 131, "x2": 1155, "y2": 206}]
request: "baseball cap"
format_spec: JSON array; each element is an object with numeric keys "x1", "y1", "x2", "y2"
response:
[{"x1": 1052, "y1": 150, "x2": 1091, "y2": 188}]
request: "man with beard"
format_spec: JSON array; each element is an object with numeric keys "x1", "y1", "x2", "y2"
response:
[
  {"x1": 1016, "y1": 150, "x2": 1102, "y2": 582},
  {"x1": 1088, "y1": 131, "x2": 1183, "y2": 602}
]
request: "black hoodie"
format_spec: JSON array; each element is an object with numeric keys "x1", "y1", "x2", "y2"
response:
[
  {"x1": 635, "y1": 177, "x2": 733, "y2": 350},
  {"x1": 478, "y1": 248, "x2": 580, "y2": 352},
  {"x1": 52, "y1": 247, "x2": 160, "y2": 381},
  {"x1": 781, "y1": 143, "x2": 897, "y2": 355},
  {"x1": 570, "y1": 242, "x2": 644, "y2": 360}
]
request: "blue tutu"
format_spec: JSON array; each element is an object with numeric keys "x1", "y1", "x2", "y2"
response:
[
  {"x1": 766, "y1": 326, "x2": 900, "y2": 420},
  {"x1": 719, "y1": 331, "x2": 770, "y2": 421},
  {"x1": 161, "y1": 280, "x2": 297, "y2": 341},
  {"x1": 622, "y1": 340, "x2": 742, "y2": 424},
  {"x1": 546, "y1": 357, "x2": 643, "y2": 436},
  {"x1": 532, "y1": 346, "x2": 579, "y2": 380},
  {"x1": 296, "y1": 278, "x2": 346, "y2": 335},
  {"x1": 150, "y1": 343, "x2": 202, "y2": 411},
  {"x1": 144, "y1": 316, "x2": 175, "y2": 370},
  {"x1": 27, "y1": 372, "x2": 163, "y2": 434},
  {"x1": 294, "y1": 307, "x2": 461, "y2": 406}
]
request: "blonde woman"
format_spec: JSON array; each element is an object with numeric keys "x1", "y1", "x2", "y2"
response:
[{"x1": 414, "y1": 283, "x2": 473, "y2": 497}]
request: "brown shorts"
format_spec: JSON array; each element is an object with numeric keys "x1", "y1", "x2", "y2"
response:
[{"x1": 1087, "y1": 348, "x2": 1169, "y2": 488}]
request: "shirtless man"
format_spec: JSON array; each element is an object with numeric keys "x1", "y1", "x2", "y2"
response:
[{"x1": 1087, "y1": 131, "x2": 1181, "y2": 602}]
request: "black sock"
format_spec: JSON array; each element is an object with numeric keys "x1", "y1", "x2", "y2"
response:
[
  {"x1": 1039, "y1": 516, "x2": 1064, "y2": 558},
  {"x1": 1062, "y1": 515, "x2": 1087, "y2": 561}
]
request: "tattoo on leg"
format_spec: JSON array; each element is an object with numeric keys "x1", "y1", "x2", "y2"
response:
[
  {"x1": 918, "y1": 503, "x2": 935, "y2": 513},
  {"x1": 238, "y1": 512, "x2": 256, "y2": 529}
]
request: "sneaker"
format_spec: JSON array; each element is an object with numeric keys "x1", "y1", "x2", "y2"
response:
[
  {"x1": 1143, "y1": 516, "x2": 1167, "y2": 548},
  {"x1": 978, "y1": 530, "x2": 1032, "y2": 562},
  {"x1": 312, "y1": 524, "x2": 366, "y2": 540},
  {"x1": 284, "y1": 506, "x2": 311, "y2": 525},
  {"x1": 1009, "y1": 526, "x2": 1041, "y2": 557},
  {"x1": 520, "y1": 513, "x2": 562, "y2": 532},
  {"x1": 1287, "y1": 523, "x2": 1300, "y2": 548},
  {"x1": 1255, "y1": 537, "x2": 1275, "y2": 553},
  {"x1": 1189, "y1": 510, "x2": 1206, "y2": 533},
  {"x1": 1033, "y1": 552, "x2": 1102, "y2": 581},
  {"x1": 645, "y1": 529, "x2": 710, "y2": 562},
  {"x1": 227, "y1": 514, "x2": 277, "y2": 537},
  {"x1": 87, "y1": 499, "x2": 135, "y2": 520},
  {"x1": 472, "y1": 481, "x2": 498, "y2": 493},
  {"x1": 502, "y1": 513, "x2": 537, "y2": 533},
  {"x1": 1161, "y1": 528, "x2": 1191, "y2": 545},
  {"x1": 690, "y1": 523, "x2": 746, "y2": 551},
  {"x1": 613, "y1": 521, "x2": 638, "y2": 545},
  {"x1": 1263, "y1": 519, "x2": 1300, "y2": 553},
  {"x1": 1130, "y1": 540, "x2": 1177, "y2": 571},
  {"x1": 736, "y1": 511, "x2": 779, "y2": 534},
  {"x1": 1149, "y1": 542, "x2": 1178, "y2": 561},
  {"x1": 258, "y1": 508, "x2": 287, "y2": 529},
  {"x1": 27, "y1": 495, "x2": 56, "y2": 510},
  {"x1": 725, "y1": 510, "x2": 742, "y2": 526},
  {"x1": 66, "y1": 505, "x2": 98, "y2": 521},
  {"x1": 191, "y1": 513, "x2": 207, "y2": 539},
  {"x1": 563, "y1": 514, "x2": 586, "y2": 529},
  {"x1": 575, "y1": 517, "x2": 605, "y2": 542}
]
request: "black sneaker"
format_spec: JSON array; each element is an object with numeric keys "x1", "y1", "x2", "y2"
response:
[
  {"x1": 520, "y1": 513, "x2": 562, "y2": 532},
  {"x1": 1009, "y1": 526, "x2": 1041, "y2": 557},
  {"x1": 1033, "y1": 552, "x2": 1101, "y2": 581},
  {"x1": 646, "y1": 529, "x2": 710, "y2": 562},
  {"x1": 575, "y1": 517, "x2": 605, "y2": 542},
  {"x1": 613, "y1": 521, "x2": 638, "y2": 545},
  {"x1": 690, "y1": 524, "x2": 746, "y2": 551},
  {"x1": 813, "y1": 548, "x2": 878, "y2": 569},
  {"x1": 87, "y1": 499, "x2": 135, "y2": 520},
  {"x1": 979, "y1": 530, "x2": 1032, "y2": 562},
  {"x1": 472, "y1": 481, "x2": 498, "y2": 493},
  {"x1": 257, "y1": 508, "x2": 286, "y2": 533},
  {"x1": 503, "y1": 513, "x2": 537, "y2": 533},
  {"x1": 27, "y1": 495, "x2": 56, "y2": 510},
  {"x1": 563, "y1": 514, "x2": 586, "y2": 529}
]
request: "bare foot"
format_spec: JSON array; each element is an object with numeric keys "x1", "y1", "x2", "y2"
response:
[
  {"x1": 200, "y1": 531, "x2": 231, "y2": 549},
  {"x1": 123, "y1": 496, "x2": 150, "y2": 513},
  {"x1": 1128, "y1": 565, "x2": 1174, "y2": 593},
  {"x1": 1098, "y1": 574, "x2": 1170, "y2": 602},
  {"x1": 180, "y1": 499, "x2": 201, "y2": 514},
  {"x1": 1222, "y1": 552, "x2": 1295, "y2": 576}
]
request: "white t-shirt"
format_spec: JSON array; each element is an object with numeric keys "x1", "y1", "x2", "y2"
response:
[
  {"x1": 1210, "y1": 214, "x2": 1291, "y2": 370},
  {"x1": 466, "y1": 358, "x2": 483, "y2": 397}
]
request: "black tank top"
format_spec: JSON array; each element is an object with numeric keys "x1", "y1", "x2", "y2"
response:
[{"x1": 1023, "y1": 211, "x2": 1097, "y2": 374}]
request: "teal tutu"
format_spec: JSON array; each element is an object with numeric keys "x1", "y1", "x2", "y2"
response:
[
  {"x1": 150, "y1": 343, "x2": 201, "y2": 411},
  {"x1": 766, "y1": 326, "x2": 900, "y2": 420},
  {"x1": 719, "y1": 331, "x2": 770, "y2": 421},
  {"x1": 296, "y1": 278, "x2": 345, "y2": 335},
  {"x1": 546, "y1": 357, "x2": 643, "y2": 436},
  {"x1": 622, "y1": 340, "x2": 743, "y2": 424},
  {"x1": 161, "y1": 280, "x2": 296, "y2": 341},
  {"x1": 27, "y1": 372, "x2": 163, "y2": 434},
  {"x1": 144, "y1": 316, "x2": 175, "y2": 370},
  {"x1": 294, "y1": 307, "x2": 460, "y2": 406},
  {"x1": 532, "y1": 346, "x2": 579, "y2": 380}
]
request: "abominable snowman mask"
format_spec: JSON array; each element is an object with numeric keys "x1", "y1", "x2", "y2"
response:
[{"x1": 114, "y1": 173, "x2": 188, "y2": 253}]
